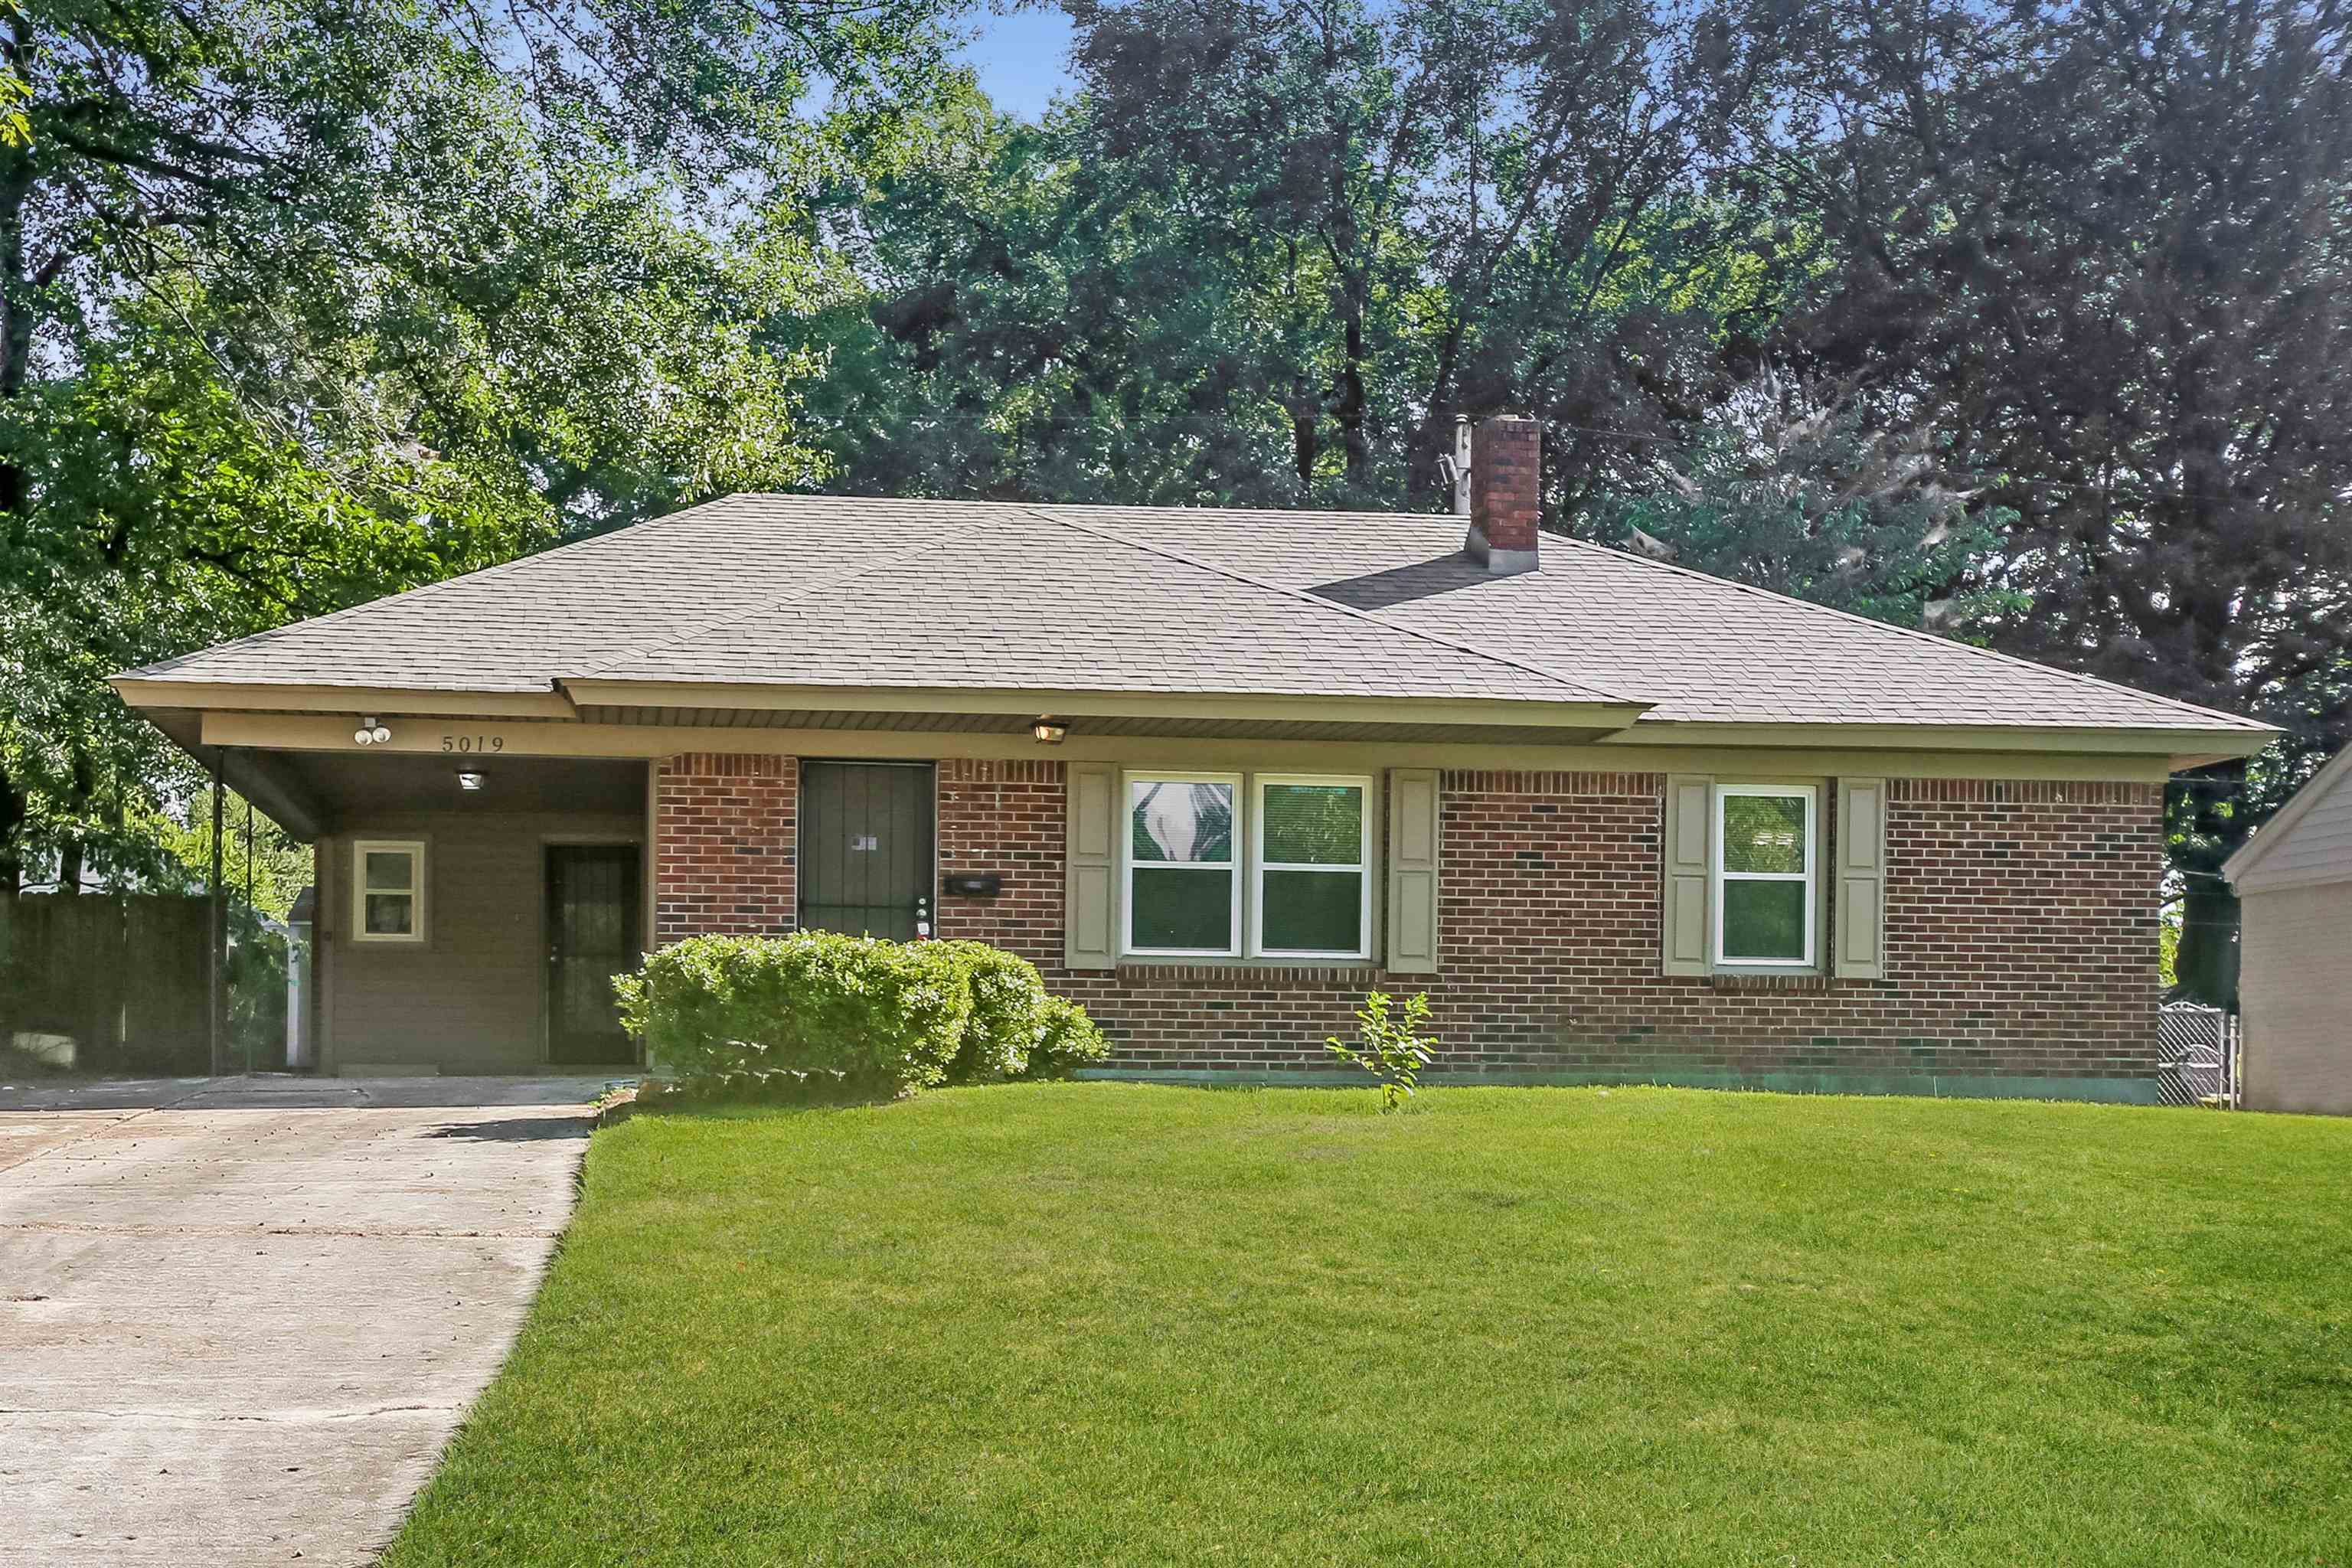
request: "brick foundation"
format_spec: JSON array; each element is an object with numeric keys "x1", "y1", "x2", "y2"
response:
[{"x1": 657, "y1": 753, "x2": 2167, "y2": 1096}]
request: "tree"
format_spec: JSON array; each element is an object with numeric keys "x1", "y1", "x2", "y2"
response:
[
  {"x1": 0, "y1": 0, "x2": 959, "y2": 891},
  {"x1": 1756, "y1": 0, "x2": 2352, "y2": 996},
  {"x1": 807, "y1": 0, "x2": 1805, "y2": 513},
  {"x1": 1595, "y1": 368, "x2": 2017, "y2": 630}
]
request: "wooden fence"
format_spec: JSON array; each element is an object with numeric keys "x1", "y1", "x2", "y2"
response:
[{"x1": 0, "y1": 895, "x2": 212, "y2": 1073}]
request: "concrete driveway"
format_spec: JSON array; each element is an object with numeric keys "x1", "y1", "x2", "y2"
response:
[{"x1": 0, "y1": 1074, "x2": 612, "y2": 1566}]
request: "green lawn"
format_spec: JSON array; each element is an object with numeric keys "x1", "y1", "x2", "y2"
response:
[{"x1": 384, "y1": 1085, "x2": 2351, "y2": 1566}]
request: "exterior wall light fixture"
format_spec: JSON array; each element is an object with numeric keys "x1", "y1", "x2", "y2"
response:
[
  {"x1": 1031, "y1": 717, "x2": 1068, "y2": 745},
  {"x1": 353, "y1": 716, "x2": 392, "y2": 746}
]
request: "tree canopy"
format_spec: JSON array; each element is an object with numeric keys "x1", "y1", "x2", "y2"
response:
[{"x1": 0, "y1": 0, "x2": 957, "y2": 892}]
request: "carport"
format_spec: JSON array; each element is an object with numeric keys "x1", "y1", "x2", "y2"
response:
[{"x1": 131, "y1": 704, "x2": 652, "y2": 1076}]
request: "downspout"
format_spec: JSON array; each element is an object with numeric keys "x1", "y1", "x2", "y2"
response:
[{"x1": 1451, "y1": 415, "x2": 1473, "y2": 516}]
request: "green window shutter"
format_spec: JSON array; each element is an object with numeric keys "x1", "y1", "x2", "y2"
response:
[
  {"x1": 1834, "y1": 776, "x2": 1888, "y2": 980},
  {"x1": 1385, "y1": 768, "x2": 1441, "y2": 973},
  {"x1": 1065, "y1": 761, "x2": 1119, "y2": 969},
  {"x1": 1661, "y1": 774, "x2": 1713, "y2": 975}
]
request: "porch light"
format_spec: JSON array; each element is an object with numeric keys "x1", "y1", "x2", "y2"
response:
[
  {"x1": 1031, "y1": 717, "x2": 1067, "y2": 745},
  {"x1": 354, "y1": 716, "x2": 392, "y2": 746},
  {"x1": 454, "y1": 769, "x2": 488, "y2": 791}
]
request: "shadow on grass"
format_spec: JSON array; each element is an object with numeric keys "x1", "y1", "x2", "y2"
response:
[{"x1": 626, "y1": 1073, "x2": 1111, "y2": 1122}]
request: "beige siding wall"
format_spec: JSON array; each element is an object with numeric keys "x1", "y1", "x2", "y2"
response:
[
  {"x1": 319, "y1": 811, "x2": 642, "y2": 1073},
  {"x1": 2239, "y1": 772, "x2": 2352, "y2": 893},
  {"x1": 2240, "y1": 880, "x2": 2352, "y2": 1116}
]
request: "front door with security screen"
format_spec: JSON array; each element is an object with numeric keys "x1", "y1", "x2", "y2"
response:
[
  {"x1": 545, "y1": 844, "x2": 642, "y2": 1065},
  {"x1": 799, "y1": 762, "x2": 935, "y2": 941}
]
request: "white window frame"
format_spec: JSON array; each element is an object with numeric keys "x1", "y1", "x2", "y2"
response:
[
  {"x1": 1250, "y1": 773, "x2": 1373, "y2": 959},
  {"x1": 350, "y1": 838, "x2": 428, "y2": 946},
  {"x1": 1122, "y1": 773, "x2": 1243, "y2": 958},
  {"x1": 1710, "y1": 784, "x2": 1817, "y2": 969}
]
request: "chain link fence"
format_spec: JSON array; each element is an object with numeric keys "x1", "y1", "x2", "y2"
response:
[{"x1": 2158, "y1": 1002, "x2": 2240, "y2": 1109}]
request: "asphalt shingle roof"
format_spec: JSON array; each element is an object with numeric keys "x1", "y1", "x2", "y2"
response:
[
  {"x1": 1055, "y1": 505, "x2": 2264, "y2": 732},
  {"x1": 126, "y1": 493, "x2": 2272, "y2": 737},
  {"x1": 595, "y1": 508, "x2": 1613, "y2": 701}
]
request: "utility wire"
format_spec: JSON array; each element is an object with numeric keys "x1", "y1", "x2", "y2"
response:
[{"x1": 818, "y1": 412, "x2": 1689, "y2": 443}]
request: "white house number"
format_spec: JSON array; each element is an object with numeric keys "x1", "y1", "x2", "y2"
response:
[{"x1": 439, "y1": 734, "x2": 507, "y2": 754}]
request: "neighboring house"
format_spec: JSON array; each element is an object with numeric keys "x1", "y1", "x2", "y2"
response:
[
  {"x1": 2223, "y1": 746, "x2": 2352, "y2": 1114},
  {"x1": 113, "y1": 417, "x2": 2275, "y2": 1098}
]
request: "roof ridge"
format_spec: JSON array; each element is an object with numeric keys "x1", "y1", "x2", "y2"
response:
[
  {"x1": 1538, "y1": 534, "x2": 2274, "y2": 732},
  {"x1": 1025, "y1": 505, "x2": 1644, "y2": 707},
  {"x1": 1050, "y1": 501, "x2": 1455, "y2": 526},
  {"x1": 565, "y1": 513, "x2": 1004, "y2": 682}
]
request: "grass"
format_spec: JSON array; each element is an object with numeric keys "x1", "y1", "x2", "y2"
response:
[{"x1": 383, "y1": 1085, "x2": 2352, "y2": 1566}]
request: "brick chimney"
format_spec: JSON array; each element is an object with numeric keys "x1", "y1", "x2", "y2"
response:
[{"x1": 1464, "y1": 413, "x2": 1540, "y2": 576}]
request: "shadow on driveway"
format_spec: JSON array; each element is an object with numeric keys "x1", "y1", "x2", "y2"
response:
[
  {"x1": 0, "y1": 1072, "x2": 627, "y2": 1112},
  {"x1": 424, "y1": 1115, "x2": 593, "y2": 1143}
]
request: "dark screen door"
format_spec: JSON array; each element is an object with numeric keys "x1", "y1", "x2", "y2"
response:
[
  {"x1": 546, "y1": 844, "x2": 642, "y2": 1065},
  {"x1": 799, "y1": 762, "x2": 934, "y2": 941}
]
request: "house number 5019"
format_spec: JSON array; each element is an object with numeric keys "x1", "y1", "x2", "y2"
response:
[{"x1": 440, "y1": 734, "x2": 507, "y2": 753}]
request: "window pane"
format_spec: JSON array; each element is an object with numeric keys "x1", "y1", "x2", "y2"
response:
[
  {"x1": 364, "y1": 851, "x2": 413, "y2": 891},
  {"x1": 1262, "y1": 869, "x2": 1362, "y2": 952},
  {"x1": 1721, "y1": 795, "x2": 1808, "y2": 874},
  {"x1": 364, "y1": 892, "x2": 414, "y2": 936},
  {"x1": 1131, "y1": 781, "x2": 1234, "y2": 864},
  {"x1": 1262, "y1": 784, "x2": 1363, "y2": 865},
  {"x1": 1722, "y1": 880, "x2": 1806, "y2": 961},
  {"x1": 1130, "y1": 867, "x2": 1233, "y2": 949}
]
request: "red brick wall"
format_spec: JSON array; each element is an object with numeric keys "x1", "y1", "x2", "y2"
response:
[
  {"x1": 1416, "y1": 771, "x2": 2162, "y2": 1084},
  {"x1": 661, "y1": 753, "x2": 2167, "y2": 1093},
  {"x1": 936, "y1": 760, "x2": 1062, "y2": 950},
  {"x1": 652, "y1": 753, "x2": 797, "y2": 942}
]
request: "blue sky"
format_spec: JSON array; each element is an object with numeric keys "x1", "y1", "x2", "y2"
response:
[{"x1": 956, "y1": 7, "x2": 1079, "y2": 119}]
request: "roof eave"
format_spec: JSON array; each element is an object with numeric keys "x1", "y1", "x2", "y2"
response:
[
  {"x1": 1607, "y1": 717, "x2": 2278, "y2": 763},
  {"x1": 113, "y1": 672, "x2": 1653, "y2": 737},
  {"x1": 555, "y1": 678, "x2": 1651, "y2": 733},
  {"x1": 110, "y1": 676, "x2": 577, "y2": 720}
]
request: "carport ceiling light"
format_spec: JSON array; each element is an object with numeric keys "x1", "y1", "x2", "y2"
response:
[{"x1": 454, "y1": 769, "x2": 488, "y2": 791}]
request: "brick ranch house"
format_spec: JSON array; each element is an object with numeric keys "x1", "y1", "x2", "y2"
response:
[{"x1": 115, "y1": 418, "x2": 2273, "y2": 1101}]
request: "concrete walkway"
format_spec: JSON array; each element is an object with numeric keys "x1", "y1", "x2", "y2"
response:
[{"x1": 0, "y1": 1075, "x2": 612, "y2": 1566}]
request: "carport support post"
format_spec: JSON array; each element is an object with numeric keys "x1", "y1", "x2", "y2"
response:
[
  {"x1": 243, "y1": 795, "x2": 255, "y2": 1076},
  {"x1": 208, "y1": 751, "x2": 225, "y2": 1076}
]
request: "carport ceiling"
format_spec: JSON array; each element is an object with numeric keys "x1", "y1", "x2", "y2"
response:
[{"x1": 277, "y1": 751, "x2": 647, "y2": 821}]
